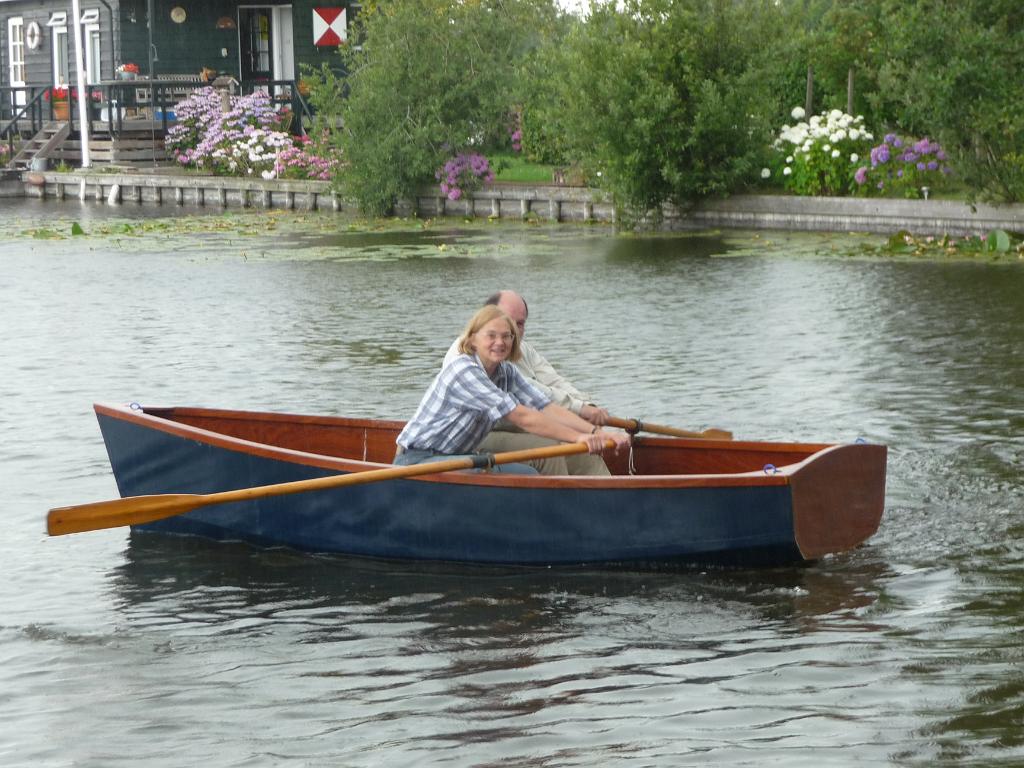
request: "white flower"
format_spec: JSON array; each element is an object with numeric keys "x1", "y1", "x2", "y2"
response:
[
  {"x1": 783, "y1": 167, "x2": 792, "y2": 176},
  {"x1": 823, "y1": 144, "x2": 832, "y2": 152},
  {"x1": 761, "y1": 168, "x2": 771, "y2": 178},
  {"x1": 849, "y1": 129, "x2": 860, "y2": 140},
  {"x1": 831, "y1": 149, "x2": 840, "y2": 158},
  {"x1": 786, "y1": 155, "x2": 793, "y2": 163},
  {"x1": 850, "y1": 153, "x2": 860, "y2": 163},
  {"x1": 261, "y1": 170, "x2": 276, "y2": 180},
  {"x1": 791, "y1": 106, "x2": 805, "y2": 120}
]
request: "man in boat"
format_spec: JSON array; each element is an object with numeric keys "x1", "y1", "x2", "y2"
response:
[
  {"x1": 443, "y1": 290, "x2": 613, "y2": 476},
  {"x1": 397, "y1": 305, "x2": 630, "y2": 473}
]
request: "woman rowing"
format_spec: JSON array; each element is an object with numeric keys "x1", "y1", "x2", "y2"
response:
[{"x1": 394, "y1": 306, "x2": 630, "y2": 474}]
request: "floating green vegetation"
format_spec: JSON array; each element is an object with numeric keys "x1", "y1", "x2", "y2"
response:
[{"x1": 875, "y1": 229, "x2": 1024, "y2": 260}]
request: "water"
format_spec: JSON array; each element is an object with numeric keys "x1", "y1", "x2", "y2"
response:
[{"x1": 2, "y1": 198, "x2": 1022, "y2": 766}]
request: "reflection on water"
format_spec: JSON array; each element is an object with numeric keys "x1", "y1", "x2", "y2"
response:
[{"x1": 2, "y1": 199, "x2": 1023, "y2": 765}]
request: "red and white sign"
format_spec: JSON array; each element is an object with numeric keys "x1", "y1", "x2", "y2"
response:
[{"x1": 313, "y1": 7, "x2": 346, "y2": 46}]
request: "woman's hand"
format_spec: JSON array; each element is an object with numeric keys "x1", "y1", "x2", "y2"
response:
[{"x1": 575, "y1": 429, "x2": 631, "y2": 454}]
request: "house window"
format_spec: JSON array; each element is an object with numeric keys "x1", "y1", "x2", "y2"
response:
[
  {"x1": 8, "y1": 17, "x2": 26, "y2": 84},
  {"x1": 85, "y1": 24, "x2": 101, "y2": 83},
  {"x1": 7, "y1": 17, "x2": 26, "y2": 107},
  {"x1": 52, "y1": 27, "x2": 70, "y2": 85},
  {"x1": 48, "y1": 12, "x2": 70, "y2": 85}
]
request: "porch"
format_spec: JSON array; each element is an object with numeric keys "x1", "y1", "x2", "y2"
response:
[{"x1": 1, "y1": 78, "x2": 313, "y2": 171}]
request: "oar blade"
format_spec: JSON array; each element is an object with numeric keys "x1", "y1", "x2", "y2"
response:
[
  {"x1": 47, "y1": 494, "x2": 204, "y2": 537},
  {"x1": 700, "y1": 428, "x2": 734, "y2": 440}
]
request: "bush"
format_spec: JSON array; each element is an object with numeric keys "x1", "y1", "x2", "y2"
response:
[
  {"x1": 770, "y1": 107, "x2": 873, "y2": 196},
  {"x1": 544, "y1": 0, "x2": 780, "y2": 221},
  {"x1": 854, "y1": 133, "x2": 952, "y2": 198},
  {"x1": 166, "y1": 89, "x2": 339, "y2": 180},
  {"x1": 331, "y1": 0, "x2": 556, "y2": 215},
  {"x1": 436, "y1": 153, "x2": 494, "y2": 201}
]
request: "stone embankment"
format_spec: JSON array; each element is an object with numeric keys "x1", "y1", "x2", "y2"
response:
[{"x1": 6, "y1": 168, "x2": 1024, "y2": 236}]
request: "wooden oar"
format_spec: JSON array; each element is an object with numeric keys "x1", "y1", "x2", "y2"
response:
[
  {"x1": 47, "y1": 439, "x2": 614, "y2": 538},
  {"x1": 606, "y1": 416, "x2": 733, "y2": 441}
]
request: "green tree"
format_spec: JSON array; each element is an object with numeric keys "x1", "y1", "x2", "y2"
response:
[
  {"x1": 870, "y1": 0, "x2": 1024, "y2": 202},
  {"x1": 535, "y1": 0, "x2": 784, "y2": 221},
  {"x1": 327, "y1": 0, "x2": 561, "y2": 215}
]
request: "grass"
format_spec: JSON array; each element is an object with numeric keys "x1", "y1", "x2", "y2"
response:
[{"x1": 489, "y1": 152, "x2": 556, "y2": 184}]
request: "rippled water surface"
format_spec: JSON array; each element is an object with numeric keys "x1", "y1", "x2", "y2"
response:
[{"x1": 2, "y1": 198, "x2": 1022, "y2": 766}]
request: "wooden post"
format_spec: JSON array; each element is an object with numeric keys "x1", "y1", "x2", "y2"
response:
[
  {"x1": 805, "y1": 65, "x2": 814, "y2": 117},
  {"x1": 847, "y1": 68, "x2": 854, "y2": 115}
]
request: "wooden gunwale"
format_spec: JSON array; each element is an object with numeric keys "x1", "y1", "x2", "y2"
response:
[{"x1": 94, "y1": 402, "x2": 825, "y2": 490}]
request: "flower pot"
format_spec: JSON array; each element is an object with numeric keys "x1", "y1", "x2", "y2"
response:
[
  {"x1": 53, "y1": 100, "x2": 70, "y2": 120},
  {"x1": 119, "y1": 71, "x2": 136, "y2": 80}
]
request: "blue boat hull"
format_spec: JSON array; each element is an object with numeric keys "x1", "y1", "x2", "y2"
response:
[{"x1": 93, "y1": 404, "x2": 886, "y2": 567}]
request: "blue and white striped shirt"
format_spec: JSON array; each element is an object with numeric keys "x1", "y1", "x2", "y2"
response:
[{"x1": 396, "y1": 354, "x2": 551, "y2": 455}]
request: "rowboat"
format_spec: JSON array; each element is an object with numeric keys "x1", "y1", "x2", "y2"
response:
[{"x1": 89, "y1": 402, "x2": 886, "y2": 567}]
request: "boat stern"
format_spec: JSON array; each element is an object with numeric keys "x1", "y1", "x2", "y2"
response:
[{"x1": 788, "y1": 442, "x2": 887, "y2": 559}]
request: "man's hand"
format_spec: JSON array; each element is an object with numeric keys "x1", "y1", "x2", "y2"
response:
[{"x1": 579, "y1": 404, "x2": 610, "y2": 426}]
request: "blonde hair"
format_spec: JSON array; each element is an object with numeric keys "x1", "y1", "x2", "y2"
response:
[{"x1": 457, "y1": 305, "x2": 522, "y2": 362}]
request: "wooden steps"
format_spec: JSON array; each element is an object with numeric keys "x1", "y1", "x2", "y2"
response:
[{"x1": 8, "y1": 122, "x2": 71, "y2": 171}]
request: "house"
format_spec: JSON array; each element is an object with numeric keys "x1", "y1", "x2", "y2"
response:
[{"x1": 2, "y1": 0, "x2": 355, "y2": 166}]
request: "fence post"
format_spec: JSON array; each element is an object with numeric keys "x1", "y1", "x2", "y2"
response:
[
  {"x1": 847, "y1": 68, "x2": 854, "y2": 115},
  {"x1": 805, "y1": 65, "x2": 814, "y2": 117}
]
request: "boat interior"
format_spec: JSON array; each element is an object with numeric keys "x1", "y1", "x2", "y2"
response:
[{"x1": 137, "y1": 406, "x2": 828, "y2": 477}]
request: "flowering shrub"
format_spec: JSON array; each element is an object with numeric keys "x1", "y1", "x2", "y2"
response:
[
  {"x1": 509, "y1": 111, "x2": 523, "y2": 153},
  {"x1": 116, "y1": 62, "x2": 139, "y2": 75},
  {"x1": 166, "y1": 88, "x2": 339, "y2": 180},
  {"x1": 274, "y1": 136, "x2": 339, "y2": 181},
  {"x1": 769, "y1": 106, "x2": 874, "y2": 196},
  {"x1": 436, "y1": 153, "x2": 494, "y2": 201},
  {"x1": 854, "y1": 134, "x2": 952, "y2": 198}
]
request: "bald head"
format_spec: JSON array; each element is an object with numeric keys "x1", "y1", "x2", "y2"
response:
[{"x1": 484, "y1": 290, "x2": 528, "y2": 336}]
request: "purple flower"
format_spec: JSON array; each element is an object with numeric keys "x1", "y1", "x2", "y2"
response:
[
  {"x1": 884, "y1": 133, "x2": 897, "y2": 145},
  {"x1": 855, "y1": 166, "x2": 868, "y2": 184}
]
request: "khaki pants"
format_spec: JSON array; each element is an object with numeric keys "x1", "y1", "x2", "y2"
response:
[{"x1": 477, "y1": 431, "x2": 611, "y2": 476}]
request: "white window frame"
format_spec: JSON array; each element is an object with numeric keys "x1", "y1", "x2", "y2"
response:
[
  {"x1": 52, "y1": 24, "x2": 69, "y2": 86},
  {"x1": 84, "y1": 23, "x2": 101, "y2": 84},
  {"x1": 7, "y1": 16, "x2": 26, "y2": 105}
]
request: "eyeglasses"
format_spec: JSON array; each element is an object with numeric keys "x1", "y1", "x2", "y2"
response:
[{"x1": 482, "y1": 332, "x2": 514, "y2": 343}]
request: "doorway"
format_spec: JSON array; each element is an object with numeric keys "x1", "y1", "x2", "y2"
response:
[{"x1": 239, "y1": 6, "x2": 294, "y2": 86}]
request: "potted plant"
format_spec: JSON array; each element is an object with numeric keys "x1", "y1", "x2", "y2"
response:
[
  {"x1": 116, "y1": 62, "x2": 139, "y2": 80},
  {"x1": 45, "y1": 86, "x2": 71, "y2": 120}
]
